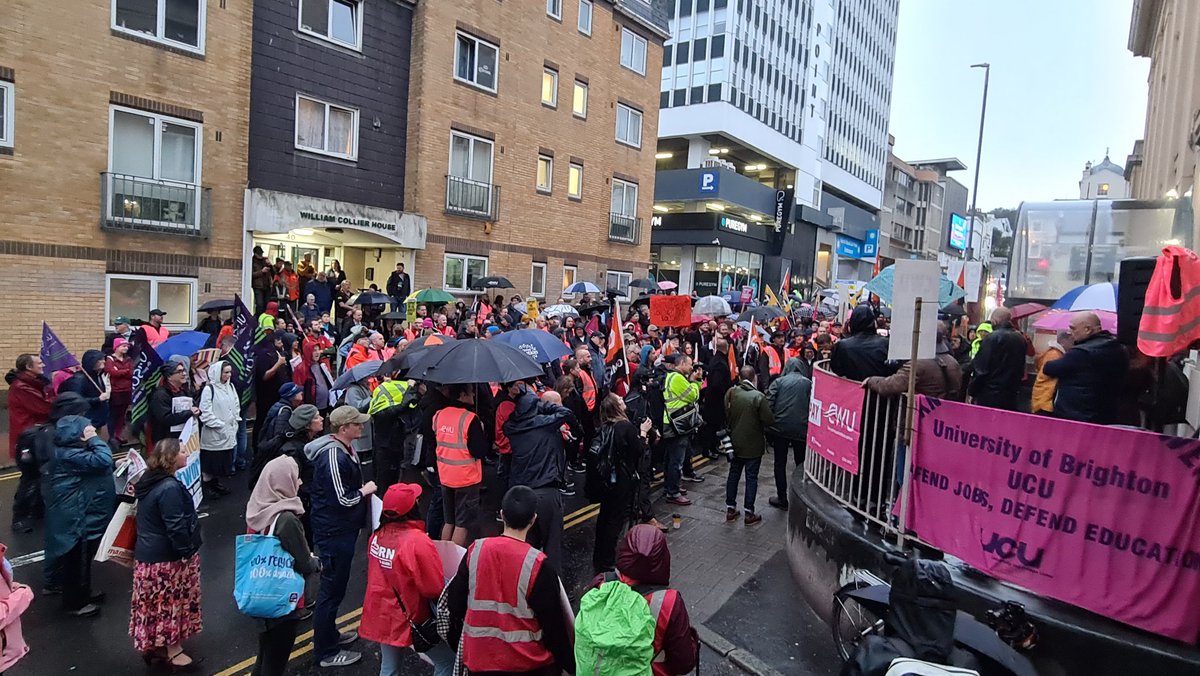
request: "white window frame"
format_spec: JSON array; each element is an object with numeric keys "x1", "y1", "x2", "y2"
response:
[
  {"x1": 0, "y1": 81, "x2": 13, "y2": 149},
  {"x1": 443, "y1": 253, "x2": 489, "y2": 293},
  {"x1": 606, "y1": 271, "x2": 633, "y2": 299},
  {"x1": 111, "y1": 0, "x2": 207, "y2": 54},
  {"x1": 615, "y1": 103, "x2": 643, "y2": 148},
  {"x1": 294, "y1": 94, "x2": 360, "y2": 161},
  {"x1": 547, "y1": 0, "x2": 563, "y2": 20},
  {"x1": 297, "y1": 0, "x2": 364, "y2": 51},
  {"x1": 611, "y1": 177, "x2": 638, "y2": 217},
  {"x1": 536, "y1": 154, "x2": 554, "y2": 193},
  {"x1": 448, "y1": 130, "x2": 495, "y2": 185},
  {"x1": 578, "y1": 0, "x2": 593, "y2": 35},
  {"x1": 572, "y1": 80, "x2": 588, "y2": 118},
  {"x1": 454, "y1": 31, "x2": 500, "y2": 93},
  {"x1": 568, "y1": 163, "x2": 583, "y2": 199},
  {"x1": 107, "y1": 105, "x2": 203, "y2": 187},
  {"x1": 104, "y1": 274, "x2": 198, "y2": 330},
  {"x1": 542, "y1": 68, "x2": 559, "y2": 107},
  {"x1": 561, "y1": 265, "x2": 578, "y2": 298},
  {"x1": 531, "y1": 262, "x2": 548, "y2": 298},
  {"x1": 620, "y1": 28, "x2": 647, "y2": 75}
]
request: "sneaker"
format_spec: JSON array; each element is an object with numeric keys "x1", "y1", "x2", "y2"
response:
[
  {"x1": 665, "y1": 495, "x2": 693, "y2": 506},
  {"x1": 768, "y1": 497, "x2": 789, "y2": 511},
  {"x1": 89, "y1": 591, "x2": 107, "y2": 605},
  {"x1": 337, "y1": 630, "x2": 359, "y2": 646},
  {"x1": 679, "y1": 487, "x2": 688, "y2": 495},
  {"x1": 319, "y1": 650, "x2": 362, "y2": 668},
  {"x1": 744, "y1": 512, "x2": 763, "y2": 526},
  {"x1": 725, "y1": 507, "x2": 739, "y2": 522},
  {"x1": 682, "y1": 474, "x2": 705, "y2": 484},
  {"x1": 568, "y1": 461, "x2": 586, "y2": 474},
  {"x1": 66, "y1": 603, "x2": 101, "y2": 618},
  {"x1": 294, "y1": 608, "x2": 314, "y2": 621},
  {"x1": 559, "y1": 485, "x2": 577, "y2": 497}
]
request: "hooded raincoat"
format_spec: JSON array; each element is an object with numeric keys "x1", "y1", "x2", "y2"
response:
[
  {"x1": 198, "y1": 361, "x2": 240, "y2": 451},
  {"x1": 41, "y1": 415, "x2": 114, "y2": 560}
]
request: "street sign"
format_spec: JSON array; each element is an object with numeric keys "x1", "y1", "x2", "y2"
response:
[
  {"x1": 699, "y1": 170, "x2": 719, "y2": 193},
  {"x1": 863, "y1": 229, "x2": 879, "y2": 259},
  {"x1": 835, "y1": 235, "x2": 862, "y2": 258}
]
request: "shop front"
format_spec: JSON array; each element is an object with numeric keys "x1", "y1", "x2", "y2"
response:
[
  {"x1": 649, "y1": 211, "x2": 774, "y2": 299},
  {"x1": 243, "y1": 188, "x2": 428, "y2": 296}
]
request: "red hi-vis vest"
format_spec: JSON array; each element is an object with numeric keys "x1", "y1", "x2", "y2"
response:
[
  {"x1": 462, "y1": 537, "x2": 554, "y2": 672},
  {"x1": 646, "y1": 588, "x2": 680, "y2": 676},
  {"x1": 765, "y1": 346, "x2": 782, "y2": 376},
  {"x1": 1139, "y1": 246, "x2": 1200, "y2": 357},
  {"x1": 433, "y1": 407, "x2": 482, "y2": 488},
  {"x1": 579, "y1": 369, "x2": 597, "y2": 411}
]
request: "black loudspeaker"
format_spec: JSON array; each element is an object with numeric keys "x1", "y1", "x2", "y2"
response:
[{"x1": 1117, "y1": 257, "x2": 1157, "y2": 345}]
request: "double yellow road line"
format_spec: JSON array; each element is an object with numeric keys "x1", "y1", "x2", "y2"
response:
[
  {"x1": 215, "y1": 456, "x2": 713, "y2": 675},
  {"x1": 0, "y1": 451, "x2": 130, "y2": 482}
]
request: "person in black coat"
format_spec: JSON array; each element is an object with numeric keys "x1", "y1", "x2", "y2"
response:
[
  {"x1": 830, "y1": 305, "x2": 896, "y2": 381},
  {"x1": 59, "y1": 350, "x2": 110, "y2": 433},
  {"x1": 1042, "y1": 312, "x2": 1129, "y2": 424},
  {"x1": 967, "y1": 308, "x2": 1028, "y2": 411},
  {"x1": 592, "y1": 394, "x2": 653, "y2": 573},
  {"x1": 148, "y1": 360, "x2": 197, "y2": 443},
  {"x1": 700, "y1": 337, "x2": 734, "y2": 458}
]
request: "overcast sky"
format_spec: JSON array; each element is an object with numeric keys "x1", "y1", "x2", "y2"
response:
[{"x1": 888, "y1": 0, "x2": 1150, "y2": 210}]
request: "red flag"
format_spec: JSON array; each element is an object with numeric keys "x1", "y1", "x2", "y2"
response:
[
  {"x1": 604, "y1": 300, "x2": 629, "y2": 396},
  {"x1": 585, "y1": 314, "x2": 600, "y2": 335},
  {"x1": 727, "y1": 342, "x2": 738, "y2": 380}
]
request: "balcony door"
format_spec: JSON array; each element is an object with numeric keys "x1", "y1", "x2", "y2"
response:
[{"x1": 448, "y1": 131, "x2": 493, "y2": 215}]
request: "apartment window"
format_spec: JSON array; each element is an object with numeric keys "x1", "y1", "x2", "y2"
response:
[
  {"x1": 0, "y1": 82, "x2": 12, "y2": 148},
  {"x1": 541, "y1": 68, "x2": 558, "y2": 107},
  {"x1": 531, "y1": 263, "x2": 547, "y2": 298},
  {"x1": 106, "y1": 274, "x2": 197, "y2": 329},
  {"x1": 578, "y1": 0, "x2": 593, "y2": 35},
  {"x1": 447, "y1": 131, "x2": 495, "y2": 216},
  {"x1": 536, "y1": 154, "x2": 553, "y2": 193},
  {"x1": 299, "y1": 0, "x2": 362, "y2": 49},
  {"x1": 609, "y1": 178, "x2": 639, "y2": 243},
  {"x1": 568, "y1": 163, "x2": 583, "y2": 199},
  {"x1": 455, "y1": 32, "x2": 499, "y2": 92},
  {"x1": 108, "y1": 107, "x2": 202, "y2": 227},
  {"x1": 620, "y1": 28, "x2": 647, "y2": 75},
  {"x1": 572, "y1": 81, "x2": 588, "y2": 118},
  {"x1": 615, "y1": 104, "x2": 642, "y2": 148},
  {"x1": 606, "y1": 271, "x2": 633, "y2": 299},
  {"x1": 547, "y1": 0, "x2": 562, "y2": 20},
  {"x1": 112, "y1": 0, "x2": 205, "y2": 52},
  {"x1": 295, "y1": 95, "x2": 358, "y2": 160},
  {"x1": 561, "y1": 265, "x2": 578, "y2": 297},
  {"x1": 443, "y1": 254, "x2": 488, "y2": 293}
]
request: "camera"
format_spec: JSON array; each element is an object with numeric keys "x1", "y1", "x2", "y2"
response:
[{"x1": 984, "y1": 600, "x2": 1037, "y2": 650}]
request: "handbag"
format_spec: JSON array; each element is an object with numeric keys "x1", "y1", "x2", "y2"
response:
[
  {"x1": 393, "y1": 584, "x2": 441, "y2": 652},
  {"x1": 94, "y1": 500, "x2": 137, "y2": 568},
  {"x1": 666, "y1": 402, "x2": 701, "y2": 437},
  {"x1": 233, "y1": 515, "x2": 305, "y2": 619}
]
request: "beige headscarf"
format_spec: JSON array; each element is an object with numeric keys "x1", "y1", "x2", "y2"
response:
[{"x1": 246, "y1": 456, "x2": 304, "y2": 533}]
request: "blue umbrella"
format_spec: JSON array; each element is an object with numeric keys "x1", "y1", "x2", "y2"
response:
[
  {"x1": 1050, "y1": 282, "x2": 1118, "y2": 312},
  {"x1": 492, "y1": 329, "x2": 572, "y2": 364},
  {"x1": 865, "y1": 265, "x2": 966, "y2": 307},
  {"x1": 565, "y1": 281, "x2": 602, "y2": 294},
  {"x1": 155, "y1": 331, "x2": 211, "y2": 361}
]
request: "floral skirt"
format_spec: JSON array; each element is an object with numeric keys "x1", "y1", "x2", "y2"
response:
[{"x1": 129, "y1": 553, "x2": 203, "y2": 653}]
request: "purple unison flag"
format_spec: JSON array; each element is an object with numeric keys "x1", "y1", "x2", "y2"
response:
[{"x1": 40, "y1": 323, "x2": 79, "y2": 372}]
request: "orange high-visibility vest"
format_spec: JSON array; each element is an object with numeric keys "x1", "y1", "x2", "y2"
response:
[
  {"x1": 462, "y1": 537, "x2": 553, "y2": 672},
  {"x1": 1139, "y1": 246, "x2": 1200, "y2": 357},
  {"x1": 433, "y1": 407, "x2": 482, "y2": 488},
  {"x1": 579, "y1": 370, "x2": 597, "y2": 411},
  {"x1": 765, "y1": 347, "x2": 782, "y2": 376}
]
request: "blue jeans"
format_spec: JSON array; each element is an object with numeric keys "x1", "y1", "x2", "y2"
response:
[
  {"x1": 313, "y1": 532, "x2": 358, "y2": 662},
  {"x1": 663, "y1": 435, "x2": 690, "y2": 498},
  {"x1": 725, "y1": 456, "x2": 762, "y2": 513},
  {"x1": 232, "y1": 418, "x2": 249, "y2": 472},
  {"x1": 380, "y1": 641, "x2": 454, "y2": 676}
]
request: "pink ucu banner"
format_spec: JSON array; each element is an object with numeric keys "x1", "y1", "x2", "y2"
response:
[
  {"x1": 909, "y1": 395, "x2": 1200, "y2": 642},
  {"x1": 807, "y1": 369, "x2": 863, "y2": 474}
]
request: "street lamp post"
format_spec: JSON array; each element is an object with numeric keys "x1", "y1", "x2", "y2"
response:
[{"x1": 966, "y1": 63, "x2": 990, "y2": 261}]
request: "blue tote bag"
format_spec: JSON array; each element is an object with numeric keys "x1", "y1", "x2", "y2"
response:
[{"x1": 233, "y1": 516, "x2": 305, "y2": 619}]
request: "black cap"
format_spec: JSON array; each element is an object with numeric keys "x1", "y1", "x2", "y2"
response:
[{"x1": 149, "y1": 308, "x2": 166, "y2": 317}]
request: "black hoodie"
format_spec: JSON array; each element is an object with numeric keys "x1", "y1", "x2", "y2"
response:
[{"x1": 830, "y1": 306, "x2": 896, "y2": 381}]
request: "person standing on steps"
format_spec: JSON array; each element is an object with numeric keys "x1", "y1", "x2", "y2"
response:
[{"x1": 723, "y1": 366, "x2": 774, "y2": 526}]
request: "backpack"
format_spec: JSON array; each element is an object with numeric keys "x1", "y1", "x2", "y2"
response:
[
  {"x1": 584, "y1": 424, "x2": 617, "y2": 503},
  {"x1": 575, "y1": 579, "x2": 656, "y2": 676}
]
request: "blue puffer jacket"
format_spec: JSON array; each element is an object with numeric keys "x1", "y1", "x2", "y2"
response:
[{"x1": 41, "y1": 415, "x2": 114, "y2": 560}]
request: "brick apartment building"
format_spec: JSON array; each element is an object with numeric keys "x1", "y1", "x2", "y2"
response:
[
  {"x1": 405, "y1": 0, "x2": 669, "y2": 300},
  {"x1": 0, "y1": 0, "x2": 251, "y2": 372}
]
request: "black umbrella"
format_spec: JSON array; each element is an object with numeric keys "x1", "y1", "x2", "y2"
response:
[
  {"x1": 405, "y1": 339, "x2": 544, "y2": 384},
  {"x1": 331, "y1": 360, "x2": 384, "y2": 390},
  {"x1": 199, "y1": 299, "x2": 237, "y2": 312},
  {"x1": 577, "y1": 302, "x2": 610, "y2": 316},
  {"x1": 352, "y1": 291, "x2": 394, "y2": 305},
  {"x1": 375, "y1": 334, "x2": 459, "y2": 376},
  {"x1": 939, "y1": 303, "x2": 966, "y2": 320},
  {"x1": 470, "y1": 276, "x2": 515, "y2": 290},
  {"x1": 737, "y1": 306, "x2": 786, "y2": 323},
  {"x1": 379, "y1": 311, "x2": 408, "y2": 321},
  {"x1": 628, "y1": 278, "x2": 657, "y2": 289}
]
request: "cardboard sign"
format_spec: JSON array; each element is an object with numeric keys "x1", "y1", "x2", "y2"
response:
[
  {"x1": 888, "y1": 260, "x2": 941, "y2": 361},
  {"x1": 405, "y1": 300, "x2": 417, "y2": 325},
  {"x1": 649, "y1": 295, "x2": 693, "y2": 327}
]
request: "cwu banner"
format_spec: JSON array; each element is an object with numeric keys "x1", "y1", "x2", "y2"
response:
[
  {"x1": 127, "y1": 327, "x2": 164, "y2": 441},
  {"x1": 807, "y1": 369, "x2": 862, "y2": 474},
  {"x1": 908, "y1": 396, "x2": 1200, "y2": 642}
]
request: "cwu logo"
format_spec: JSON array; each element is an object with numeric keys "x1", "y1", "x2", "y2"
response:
[
  {"x1": 981, "y1": 532, "x2": 1045, "y2": 570},
  {"x1": 823, "y1": 402, "x2": 857, "y2": 431},
  {"x1": 517, "y1": 343, "x2": 539, "y2": 360}
]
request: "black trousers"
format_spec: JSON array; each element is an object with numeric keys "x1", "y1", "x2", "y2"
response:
[
  {"x1": 770, "y1": 435, "x2": 805, "y2": 501},
  {"x1": 61, "y1": 537, "x2": 100, "y2": 611},
  {"x1": 593, "y1": 482, "x2": 634, "y2": 573},
  {"x1": 252, "y1": 619, "x2": 300, "y2": 676},
  {"x1": 12, "y1": 454, "x2": 43, "y2": 526}
]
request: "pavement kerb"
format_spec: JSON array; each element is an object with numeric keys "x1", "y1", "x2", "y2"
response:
[{"x1": 694, "y1": 622, "x2": 788, "y2": 676}]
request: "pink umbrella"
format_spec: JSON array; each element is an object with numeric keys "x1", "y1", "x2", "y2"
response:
[
  {"x1": 658, "y1": 280, "x2": 678, "y2": 290},
  {"x1": 1033, "y1": 310, "x2": 1117, "y2": 333},
  {"x1": 690, "y1": 313, "x2": 712, "y2": 324}
]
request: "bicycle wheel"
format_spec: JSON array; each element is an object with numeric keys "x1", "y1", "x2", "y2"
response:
[{"x1": 831, "y1": 580, "x2": 886, "y2": 663}]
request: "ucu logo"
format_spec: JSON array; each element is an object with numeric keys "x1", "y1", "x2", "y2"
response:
[{"x1": 981, "y1": 532, "x2": 1045, "y2": 569}]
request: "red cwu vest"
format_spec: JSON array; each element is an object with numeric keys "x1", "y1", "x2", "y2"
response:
[{"x1": 462, "y1": 537, "x2": 553, "y2": 672}]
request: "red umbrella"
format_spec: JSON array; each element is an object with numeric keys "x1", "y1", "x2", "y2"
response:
[
  {"x1": 691, "y1": 313, "x2": 712, "y2": 324},
  {"x1": 1009, "y1": 302, "x2": 1048, "y2": 321}
]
